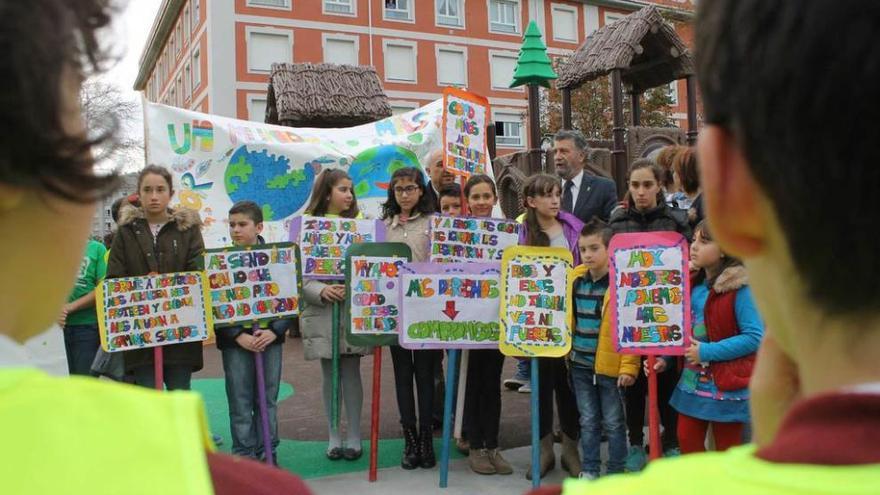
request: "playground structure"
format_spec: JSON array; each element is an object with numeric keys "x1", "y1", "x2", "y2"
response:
[{"x1": 495, "y1": 6, "x2": 698, "y2": 218}]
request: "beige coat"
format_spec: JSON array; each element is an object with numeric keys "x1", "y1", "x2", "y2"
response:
[{"x1": 383, "y1": 213, "x2": 431, "y2": 262}]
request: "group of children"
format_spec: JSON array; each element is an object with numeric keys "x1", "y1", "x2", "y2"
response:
[{"x1": 58, "y1": 144, "x2": 762, "y2": 481}]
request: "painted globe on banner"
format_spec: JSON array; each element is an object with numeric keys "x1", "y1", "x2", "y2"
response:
[
  {"x1": 224, "y1": 145, "x2": 316, "y2": 221},
  {"x1": 348, "y1": 145, "x2": 424, "y2": 199}
]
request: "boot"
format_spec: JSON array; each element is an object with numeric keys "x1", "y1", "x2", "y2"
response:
[
  {"x1": 560, "y1": 433, "x2": 581, "y2": 477},
  {"x1": 526, "y1": 434, "x2": 555, "y2": 480},
  {"x1": 468, "y1": 448, "x2": 495, "y2": 475},
  {"x1": 401, "y1": 426, "x2": 421, "y2": 470},
  {"x1": 419, "y1": 426, "x2": 436, "y2": 468}
]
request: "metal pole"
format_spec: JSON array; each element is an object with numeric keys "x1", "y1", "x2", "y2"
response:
[
  {"x1": 562, "y1": 88, "x2": 572, "y2": 130},
  {"x1": 611, "y1": 70, "x2": 627, "y2": 197},
  {"x1": 686, "y1": 76, "x2": 698, "y2": 145},
  {"x1": 528, "y1": 84, "x2": 542, "y2": 173},
  {"x1": 630, "y1": 90, "x2": 642, "y2": 126}
]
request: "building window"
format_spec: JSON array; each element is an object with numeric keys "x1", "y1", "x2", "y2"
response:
[
  {"x1": 383, "y1": 40, "x2": 417, "y2": 83},
  {"x1": 192, "y1": 0, "x2": 200, "y2": 28},
  {"x1": 551, "y1": 4, "x2": 578, "y2": 43},
  {"x1": 184, "y1": 64, "x2": 192, "y2": 100},
  {"x1": 192, "y1": 49, "x2": 201, "y2": 91},
  {"x1": 390, "y1": 102, "x2": 418, "y2": 115},
  {"x1": 176, "y1": 24, "x2": 182, "y2": 53},
  {"x1": 169, "y1": 88, "x2": 176, "y2": 107},
  {"x1": 184, "y1": 5, "x2": 190, "y2": 36},
  {"x1": 604, "y1": 11, "x2": 625, "y2": 26},
  {"x1": 177, "y1": 76, "x2": 183, "y2": 105},
  {"x1": 323, "y1": 35, "x2": 359, "y2": 65},
  {"x1": 668, "y1": 80, "x2": 679, "y2": 106},
  {"x1": 247, "y1": 28, "x2": 293, "y2": 73},
  {"x1": 494, "y1": 112, "x2": 524, "y2": 148},
  {"x1": 436, "y1": 46, "x2": 466, "y2": 87},
  {"x1": 384, "y1": 0, "x2": 413, "y2": 22},
  {"x1": 247, "y1": 0, "x2": 292, "y2": 8},
  {"x1": 436, "y1": 0, "x2": 463, "y2": 27},
  {"x1": 248, "y1": 95, "x2": 268, "y2": 122},
  {"x1": 324, "y1": 0, "x2": 354, "y2": 15},
  {"x1": 489, "y1": 52, "x2": 518, "y2": 90},
  {"x1": 489, "y1": 0, "x2": 519, "y2": 34}
]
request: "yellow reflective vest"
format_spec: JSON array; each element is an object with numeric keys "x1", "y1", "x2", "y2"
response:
[{"x1": 0, "y1": 368, "x2": 215, "y2": 495}]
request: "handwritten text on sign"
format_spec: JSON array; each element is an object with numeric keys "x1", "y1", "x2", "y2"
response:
[
  {"x1": 299, "y1": 217, "x2": 378, "y2": 279},
  {"x1": 443, "y1": 90, "x2": 489, "y2": 176},
  {"x1": 609, "y1": 232, "x2": 690, "y2": 355},
  {"x1": 100, "y1": 272, "x2": 211, "y2": 352},
  {"x1": 350, "y1": 256, "x2": 405, "y2": 335},
  {"x1": 430, "y1": 215, "x2": 520, "y2": 263},
  {"x1": 399, "y1": 263, "x2": 501, "y2": 349},
  {"x1": 205, "y1": 245, "x2": 300, "y2": 326}
]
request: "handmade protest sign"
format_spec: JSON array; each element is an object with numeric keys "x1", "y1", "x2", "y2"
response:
[
  {"x1": 202, "y1": 243, "x2": 301, "y2": 327},
  {"x1": 498, "y1": 246, "x2": 573, "y2": 358},
  {"x1": 398, "y1": 262, "x2": 502, "y2": 350},
  {"x1": 442, "y1": 88, "x2": 490, "y2": 177},
  {"x1": 429, "y1": 215, "x2": 520, "y2": 263},
  {"x1": 289, "y1": 216, "x2": 384, "y2": 280},
  {"x1": 97, "y1": 272, "x2": 213, "y2": 352},
  {"x1": 345, "y1": 242, "x2": 413, "y2": 347},
  {"x1": 609, "y1": 232, "x2": 690, "y2": 355}
]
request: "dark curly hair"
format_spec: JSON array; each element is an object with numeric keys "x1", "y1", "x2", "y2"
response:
[{"x1": 0, "y1": 0, "x2": 119, "y2": 202}]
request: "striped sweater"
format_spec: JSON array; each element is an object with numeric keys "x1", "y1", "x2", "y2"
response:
[{"x1": 571, "y1": 272, "x2": 609, "y2": 368}]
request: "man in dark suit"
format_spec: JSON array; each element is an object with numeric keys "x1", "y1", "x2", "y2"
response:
[
  {"x1": 553, "y1": 130, "x2": 619, "y2": 223},
  {"x1": 424, "y1": 149, "x2": 455, "y2": 212}
]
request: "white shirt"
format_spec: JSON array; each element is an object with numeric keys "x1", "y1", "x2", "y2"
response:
[
  {"x1": 0, "y1": 333, "x2": 30, "y2": 368},
  {"x1": 563, "y1": 169, "x2": 584, "y2": 212}
]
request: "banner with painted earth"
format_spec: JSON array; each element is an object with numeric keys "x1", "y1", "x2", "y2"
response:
[
  {"x1": 398, "y1": 262, "x2": 502, "y2": 350},
  {"x1": 97, "y1": 272, "x2": 213, "y2": 352},
  {"x1": 145, "y1": 99, "x2": 493, "y2": 248}
]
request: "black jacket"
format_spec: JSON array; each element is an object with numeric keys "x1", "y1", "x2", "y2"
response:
[
  {"x1": 609, "y1": 202, "x2": 692, "y2": 241},
  {"x1": 567, "y1": 173, "x2": 619, "y2": 223}
]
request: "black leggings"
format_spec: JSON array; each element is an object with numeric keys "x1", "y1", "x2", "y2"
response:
[
  {"x1": 538, "y1": 357, "x2": 580, "y2": 439},
  {"x1": 625, "y1": 358, "x2": 679, "y2": 450},
  {"x1": 390, "y1": 345, "x2": 443, "y2": 430},
  {"x1": 464, "y1": 349, "x2": 505, "y2": 449}
]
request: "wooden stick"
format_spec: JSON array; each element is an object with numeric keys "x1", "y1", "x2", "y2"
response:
[{"x1": 153, "y1": 347, "x2": 163, "y2": 391}]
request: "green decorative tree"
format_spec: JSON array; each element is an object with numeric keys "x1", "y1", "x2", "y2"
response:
[{"x1": 509, "y1": 21, "x2": 557, "y2": 88}]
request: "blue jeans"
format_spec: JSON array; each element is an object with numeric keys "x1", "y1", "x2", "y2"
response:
[
  {"x1": 513, "y1": 357, "x2": 530, "y2": 381},
  {"x1": 62, "y1": 323, "x2": 100, "y2": 376},
  {"x1": 571, "y1": 365, "x2": 627, "y2": 475},
  {"x1": 221, "y1": 344, "x2": 282, "y2": 458}
]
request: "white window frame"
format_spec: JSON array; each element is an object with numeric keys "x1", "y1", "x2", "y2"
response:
[
  {"x1": 247, "y1": 94, "x2": 269, "y2": 122},
  {"x1": 493, "y1": 110, "x2": 525, "y2": 148},
  {"x1": 322, "y1": 33, "x2": 360, "y2": 65},
  {"x1": 382, "y1": 39, "x2": 418, "y2": 84},
  {"x1": 668, "y1": 80, "x2": 679, "y2": 106},
  {"x1": 192, "y1": 0, "x2": 200, "y2": 28},
  {"x1": 551, "y1": 3, "x2": 579, "y2": 43},
  {"x1": 192, "y1": 49, "x2": 201, "y2": 91},
  {"x1": 184, "y1": 63, "x2": 192, "y2": 100},
  {"x1": 246, "y1": 0, "x2": 293, "y2": 10},
  {"x1": 184, "y1": 5, "x2": 190, "y2": 37},
  {"x1": 383, "y1": 0, "x2": 415, "y2": 23},
  {"x1": 435, "y1": 0, "x2": 465, "y2": 29},
  {"x1": 176, "y1": 23, "x2": 182, "y2": 54},
  {"x1": 487, "y1": 0, "x2": 521, "y2": 36},
  {"x1": 245, "y1": 26, "x2": 294, "y2": 74},
  {"x1": 603, "y1": 11, "x2": 626, "y2": 26},
  {"x1": 488, "y1": 50, "x2": 521, "y2": 92},
  {"x1": 177, "y1": 75, "x2": 183, "y2": 105},
  {"x1": 435, "y1": 44, "x2": 468, "y2": 88},
  {"x1": 389, "y1": 100, "x2": 419, "y2": 115},
  {"x1": 323, "y1": 0, "x2": 356, "y2": 16}
]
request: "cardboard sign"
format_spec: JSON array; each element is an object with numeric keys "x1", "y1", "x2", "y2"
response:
[
  {"x1": 429, "y1": 215, "x2": 520, "y2": 263},
  {"x1": 202, "y1": 243, "x2": 301, "y2": 327},
  {"x1": 97, "y1": 272, "x2": 213, "y2": 352},
  {"x1": 290, "y1": 216, "x2": 384, "y2": 280},
  {"x1": 398, "y1": 262, "x2": 502, "y2": 350},
  {"x1": 442, "y1": 88, "x2": 490, "y2": 177},
  {"x1": 344, "y1": 243, "x2": 412, "y2": 347},
  {"x1": 609, "y1": 232, "x2": 690, "y2": 355},
  {"x1": 499, "y1": 246, "x2": 573, "y2": 358}
]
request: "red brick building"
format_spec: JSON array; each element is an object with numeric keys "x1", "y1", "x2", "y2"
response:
[{"x1": 134, "y1": 0, "x2": 695, "y2": 156}]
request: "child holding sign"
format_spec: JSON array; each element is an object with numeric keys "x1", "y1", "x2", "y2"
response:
[
  {"x1": 215, "y1": 201, "x2": 291, "y2": 461},
  {"x1": 300, "y1": 169, "x2": 370, "y2": 461},
  {"x1": 461, "y1": 174, "x2": 513, "y2": 475},
  {"x1": 570, "y1": 220, "x2": 639, "y2": 479},
  {"x1": 519, "y1": 173, "x2": 584, "y2": 479},
  {"x1": 661, "y1": 221, "x2": 763, "y2": 453},
  {"x1": 382, "y1": 167, "x2": 442, "y2": 469},
  {"x1": 108, "y1": 165, "x2": 205, "y2": 389},
  {"x1": 610, "y1": 158, "x2": 691, "y2": 469}
]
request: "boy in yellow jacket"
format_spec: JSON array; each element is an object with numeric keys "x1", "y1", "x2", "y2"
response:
[{"x1": 570, "y1": 219, "x2": 639, "y2": 480}]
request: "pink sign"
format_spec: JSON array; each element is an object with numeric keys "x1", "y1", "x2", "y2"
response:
[{"x1": 609, "y1": 232, "x2": 690, "y2": 356}]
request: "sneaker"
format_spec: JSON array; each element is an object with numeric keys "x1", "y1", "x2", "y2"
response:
[
  {"x1": 503, "y1": 378, "x2": 527, "y2": 390},
  {"x1": 578, "y1": 472, "x2": 599, "y2": 480},
  {"x1": 212, "y1": 434, "x2": 223, "y2": 447},
  {"x1": 625, "y1": 446, "x2": 647, "y2": 472},
  {"x1": 468, "y1": 449, "x2": 496, "y2": 475},
  {"x1": 488, "y1": 449, "x2": 513, "y2": 475},
  {"x1": 518, "y1": 381, "x2": 532, "y2": 393},
  {"x1": 663, "y1": 447, "x2": 681, "y2": 458}
]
